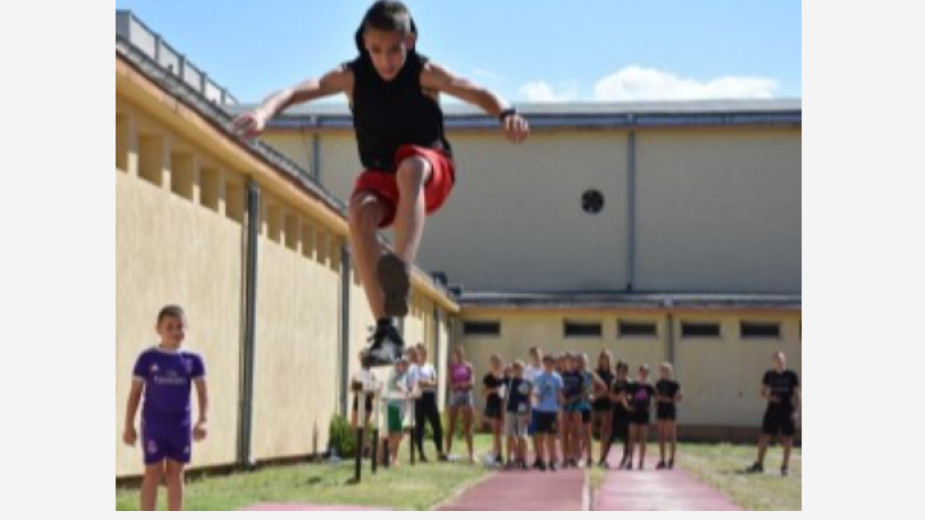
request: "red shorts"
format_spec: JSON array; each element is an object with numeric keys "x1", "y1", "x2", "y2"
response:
[{"x1": 352, "y1": 145, "x2": 456, "y2": 228}]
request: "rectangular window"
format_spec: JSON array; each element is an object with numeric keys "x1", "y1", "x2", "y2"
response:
[
  {"x1": 463, "y1": 321, "x2": 500, "y2": 336},
  {"x1": 740, "y1": 321, "x2": 781, "y2": 339},
  {"x1": 618, "y1": 320, "x2": 657, "y2": 337},
  {"x1": 681, "y1": 322, "x2": 721, "y2": 338},
  {"x1": 564, "y1": 320, "x2": 602, "y2": 338}
]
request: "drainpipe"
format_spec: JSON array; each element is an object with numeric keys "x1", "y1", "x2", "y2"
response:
[
  {"x1": 340, "y1": 244, "x2": 351, "y2": 414},
  {"x1": 238, "y1": 178, "x2": 259, "y2": 468},
  {"x1": 626, "y1": 127, "x2": 637, "y2": 292},
  {"x1": 664, "y1": 298, "x2": 676, "y2": 367}
]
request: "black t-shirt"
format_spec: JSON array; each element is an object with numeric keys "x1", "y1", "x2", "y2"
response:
[
  {"x1": 346, "y1": 51, "x2": 452, "y2": 173},
  {"x1": 655, "y1": 379, "x2": 681, "y2": 413},
  {"x1": 763, "y1": 369, "x2": 799, "y2": 410},
  {"x1": 483, "y1": 373, "x2": 505, "y2": 410},
  {"x1": 561, "y1": 370, "x2": 585, "y2": 403},
  {"x1": 627, "y1": 382, "x2": 656, "y2": 413},
  {"x1": 611, "y1": 379, "x2": 631, "y2": 415},
  {"x1": 505, "y1": 377, "x2": 533, "y2": 414},
  {"x1": 656, "y1": 380, "x2": 680, "y2": 401},
  {"x1": 595, "y1": 369, "x2": 615, "y2": 402}
]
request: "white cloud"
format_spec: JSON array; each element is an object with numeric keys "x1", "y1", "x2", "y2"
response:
[
  {"x1": 593, "y1": 65, "x2": 779, "y2": 101},
  {"x1": 518, "y1": 80, "x2": 580, "y2": 102}
]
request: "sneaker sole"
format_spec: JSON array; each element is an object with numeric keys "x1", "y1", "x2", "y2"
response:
[{"x1": 377, "y1": 254, "x2": 410, "y2": 318}]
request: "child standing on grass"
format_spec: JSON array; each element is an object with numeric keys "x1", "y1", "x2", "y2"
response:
[
  {"x1": 123, "y1": 305, "x2": 208, "y2": 511},
  {"x1": 655, "y1": 362, "x2": 683, "y2": 469},
  {"x1": 626, "y1": 365, "x2": 656, "y2": 470},
  {"x1": 482, "y1": 354, "x2": 507, "y2": 465},
  {"x1": 503, "y1": 360, "x2": 532, "y2": 470},
  {"x1": 233, "y1": 0, "x2": 529, "y2": 367},
  {"x1": 384, "y1": 355, "x2": 412, "y2": 465},
  {"x1": 533, "y1": 355, "x2": 564, "y2": 471}
]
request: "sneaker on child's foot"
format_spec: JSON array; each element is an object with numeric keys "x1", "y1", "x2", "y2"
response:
[
  {"x1": 377, "y1": 253, "x2": 410, "y2": 318},
  {"x1": 656, "y1": 461, "x2": 667, "y2": 470},
  {"x1": 745, "y1": 462, "x2": 764, "y2": 474},
  {"x1": 549, "y1": 461, "x2": 559, "y2": 472},
  {"x1": 363, "y1": 321, "x2": 405, "y2": 367},
  {"x1": 781, "y1": 466, "x2": 789, "y2": 477},
  {"x1": 668, "y1": 459, "x2": 674, "y2": 469},
  {"x1": 537, "y1": 461, "x2": 547, "y2": 472}
]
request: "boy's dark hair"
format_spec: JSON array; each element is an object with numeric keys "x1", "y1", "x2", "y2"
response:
[
  {"x1": 355, "y1": 1, "x2": 418, "y2": 52},
  {"x1": 157, "y1": 304, "x2": 186, "y2": 324},
  {"x1": 616, "y1": 360, "x2": 629, "y2": 371},
  {"x1": 363, "y1": 1, "x2": 413, "y2": 34}
]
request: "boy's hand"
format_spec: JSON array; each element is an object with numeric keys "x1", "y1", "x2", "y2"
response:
[
  {"x1": 193, "y1": 420, "x2": 208, "y2": 442},
  {"x1": 122, "y1": 426, "x2": 137, "y2": 447},
  {"x1": 502, "y1": 113, "x2": 529, "y2": 144},
  {"x1": 232, "y1": 109, "x2": 269, "y2": 140}
]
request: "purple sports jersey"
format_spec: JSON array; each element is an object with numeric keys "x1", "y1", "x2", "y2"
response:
[{"x1": 132, "y1": 347, "x2": 205, "y2": 464}]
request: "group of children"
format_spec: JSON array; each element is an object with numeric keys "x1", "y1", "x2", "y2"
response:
[{"x1": 481, "y1": 346, "x2": 684, "y2": 472}]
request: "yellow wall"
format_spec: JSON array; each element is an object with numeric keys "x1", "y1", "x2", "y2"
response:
[
  {"x1": 250, "y1": 228, "x2": 342, "y2": 460},
  {"x1": 457, "y1": 308, "x2": 801, "y2": 428},
  {"x1": 116, "y1": 57, "x2": 458, "y2": 478},
  {"x1": 115, "y1": 169, "x2": 243, "y2": 477}
]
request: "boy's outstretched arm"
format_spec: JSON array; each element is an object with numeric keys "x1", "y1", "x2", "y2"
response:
[
  {"x1": 421, "y1": 63, "x2": 529, "y2": 143},
  {"x1": 232, "y1": 66, "x2": 353, "y2": 139},
  {"x1": 123, "y1": 380, "x2": 143, "y2": 446}
]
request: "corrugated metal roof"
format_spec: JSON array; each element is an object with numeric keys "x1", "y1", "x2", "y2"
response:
[
  {"x1": 227, "y1": 98, "x2": 801, "y2": 131},
  {"x1": 456, "y1": 291, "x2": 801, "y2": 310}
]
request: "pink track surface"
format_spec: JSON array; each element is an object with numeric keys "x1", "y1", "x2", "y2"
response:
[
  {"x1": 592, "y1": 450, "x2": 742, "y2": 511},
  {"x1": 240, "y1": 503, "x2": 392, "y2": 511},
  {"x1": 437, "y1": 462, "x2": 586, "y2": 511}
]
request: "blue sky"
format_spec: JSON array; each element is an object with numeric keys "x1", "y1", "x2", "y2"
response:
[{"x1": 115, "y1": 0, "x2": 801, "y2": 104}]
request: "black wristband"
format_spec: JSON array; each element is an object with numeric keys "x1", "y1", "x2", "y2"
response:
[{"x1": 498, "y1": 108, "x2": 517, "y2": 122}]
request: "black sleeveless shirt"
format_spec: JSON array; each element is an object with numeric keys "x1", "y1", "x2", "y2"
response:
[{"x1": 346, "y1": 50, "x2": 452, "y2": 173}]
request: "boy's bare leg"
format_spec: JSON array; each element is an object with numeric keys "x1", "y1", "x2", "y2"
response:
[
  {"x1": 140, "y1": 463, "x2": 164, "y2": 511},
  {"x1": 756, "y1": 434, "x2": 770, "y2": 465},
  {"x1": 782, "y1": 436, "x2": 793, "y2": 468},
  {"x1": 393, "y1": 156, "x2": 430, "y2": 264},
  {"x1": 348, "y1": 192, "x2": 388, "y2": 319},
  {"x1": 164, "y1": 459, "x2": 184, "y2": 511}
]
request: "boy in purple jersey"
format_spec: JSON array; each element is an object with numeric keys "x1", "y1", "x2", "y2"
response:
[{"x1": 122, "y1": 305, "x2": 208, "y2": 511}]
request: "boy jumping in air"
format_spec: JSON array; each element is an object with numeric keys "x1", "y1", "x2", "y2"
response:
[{"x1": 233, "y1": 1, "x2": 529, "y2": 366}]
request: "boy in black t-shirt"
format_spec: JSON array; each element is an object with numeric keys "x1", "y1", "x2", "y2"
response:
[
  {"x1": 654, "y1": 362, "x2": 683, "y2": 469},
  {"x1": 746, "y1": 351, "x2": 801, "y2": 476}
]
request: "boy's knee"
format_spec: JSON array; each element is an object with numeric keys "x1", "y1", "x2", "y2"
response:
[
  {"x1": 396, "y1": 156, "x2": 431, "y2": 186},
  {"x1": 348, "y1": 195, "x2": 383, "y2": 230}
]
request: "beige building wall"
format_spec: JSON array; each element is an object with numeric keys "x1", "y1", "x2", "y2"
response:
[
  {"x1": 115, "y1": 169, "x2": 244, "y2": 477},
  {"x1": 457, "y1": 308, "x2": 800, "y2": 427},
  {"x1": 250, "y1": 215, "x2": 343, "y2": 460},
  {"x1": 264, "y1": 130, "x2": 631, "y2": 288},
  {"x1": 635, "y1": 128, "x2": 802, "y2": 293},
  {"x1": 673, "y1": 311, "x2": 802, "y2": 427}
]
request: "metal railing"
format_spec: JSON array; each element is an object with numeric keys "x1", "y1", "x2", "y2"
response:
[{"x1": 116, "y1": 10, "x2": 237, "y2": 106}]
